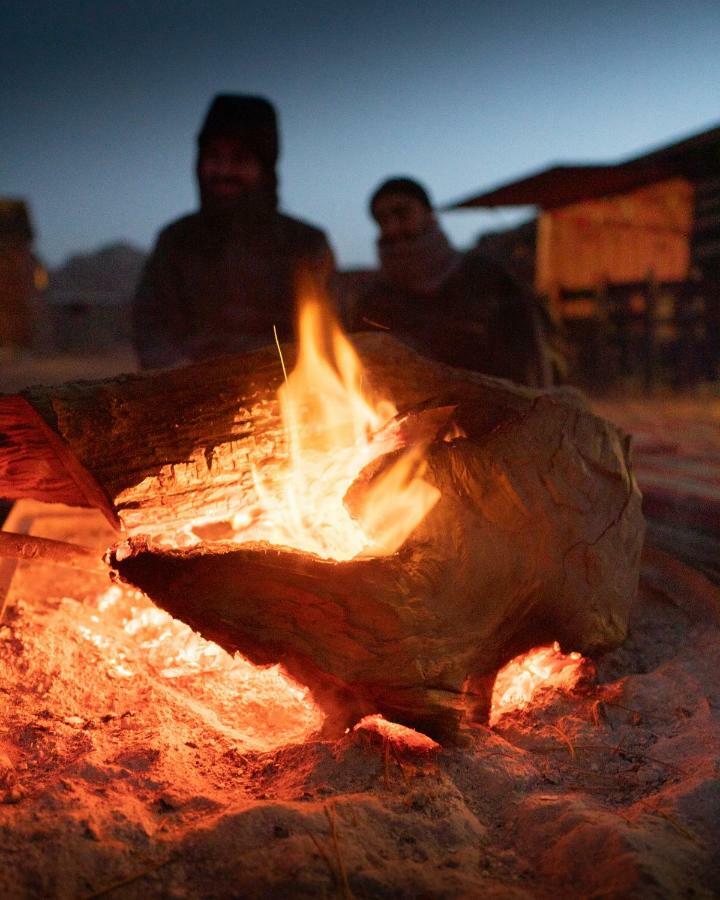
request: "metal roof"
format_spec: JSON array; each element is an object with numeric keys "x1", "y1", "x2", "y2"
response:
[{"x1": 447, "y1": 121, "x2": 720, "y2": 211}]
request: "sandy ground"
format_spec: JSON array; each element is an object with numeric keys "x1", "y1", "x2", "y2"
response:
[
  {"x1": 0, "y1": 347, "x2": 138, "y2": 395},
  {"x1": 1, "y1": 352, "x2": 719, "y2": 896},
  {"x1": 0, "y1": 502, "x2": 718, "y2": 898}
]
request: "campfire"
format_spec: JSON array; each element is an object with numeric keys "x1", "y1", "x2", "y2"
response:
[{"x1": 1, "y1": 283, "x2": 643, "y2": 741}]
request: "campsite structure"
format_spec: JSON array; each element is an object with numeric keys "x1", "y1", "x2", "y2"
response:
[{"x1": 452, "y1": 122, "x2": 720, "y2": 387}]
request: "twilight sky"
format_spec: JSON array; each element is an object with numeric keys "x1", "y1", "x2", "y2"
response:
[{"x1": 3, "y1": 0, "x2": 719, "y2": 269}]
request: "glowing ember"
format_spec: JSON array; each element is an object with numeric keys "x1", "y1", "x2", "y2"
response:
[
  {"x1": 76, "y1": 584, "x2": 323, "y2": 749},
  {"x1": 490, "y1": 642, "x2": 587, "y2": 725},
  {"x1": 353, "y1": 715, "x2": 440, "y2": 752},
  {"x1": 199, "y1": 286, "x2": 439, "y2": 560}
]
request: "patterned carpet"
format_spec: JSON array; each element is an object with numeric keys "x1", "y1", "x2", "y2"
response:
[{"x1": 594, "y1": 396, "x2": 720, "y2": 581}]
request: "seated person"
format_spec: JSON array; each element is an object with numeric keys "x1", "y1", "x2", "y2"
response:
[
  {"x1": 133, "y1": 94, "x2": 334, "y2": 369},
  {"x1": 351, "y1": 177, "x2": 551, "y2": 386}
]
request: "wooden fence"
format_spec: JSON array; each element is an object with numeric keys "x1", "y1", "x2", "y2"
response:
[{"x1": 555, "y1": 276, "x2": 720, "y2": 391}]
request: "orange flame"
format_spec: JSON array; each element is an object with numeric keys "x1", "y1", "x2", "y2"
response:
[
  {"x1": 229, "y1": 288, "x2": 440, "y2": 560},
  {"x1": 490, "y1": 642, "x2": 587, "y2": 725}
]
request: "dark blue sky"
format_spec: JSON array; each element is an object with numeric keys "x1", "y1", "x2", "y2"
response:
[{"x1": 3, "y1": 0, "x2": 719, "y2": 267}]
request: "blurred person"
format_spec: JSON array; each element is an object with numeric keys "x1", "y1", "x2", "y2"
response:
[
  {"x1": 133, "y1": 95, "x2": 334, "y2": 368},
  {"x1": 351, "y1": 177, "x2": 552, "y2": 386},
  {"x1": 0, "y1": 199, "x2": 37, "y2": 360}
]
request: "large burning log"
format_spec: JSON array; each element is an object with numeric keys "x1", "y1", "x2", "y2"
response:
[{"x1": 0, "y1": 332, "x2": 644, "y2": 740}]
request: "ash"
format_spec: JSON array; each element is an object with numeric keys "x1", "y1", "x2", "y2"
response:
[{"x1": 0, "y1": 504, "x2": 718, "y2": 899}]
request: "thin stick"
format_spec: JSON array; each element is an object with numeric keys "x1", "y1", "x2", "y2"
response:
[
  {"x1": 389, "y1": 742, "x2": 410, "y2": 787},
  {"x1": 0, "y1": 587, "x2": 9, "y2": 626},
  {"x1": 0, "y1": 531, "x2": 107, "y2": 574},
  {"x1": 325, "y1": 802, "x2": 352, "y2": 900},
  {"x1": 640, "y1": 803, "x2": 704, "y2": 846},
  {"x1": 530, "y1": 742, "x2": 690, "y2": 776},
  {"x1": 550, "y1": 724, "x2": 576, "y2": 759},
  {"x1": 273, "y1": 324, "x2": 289, "y2": 385},
  {"x1": 86, "y1": 856, "x2": 174, "y2": 898},
  {"x1": 305, "y1": 828, "x2": 339, "y2": 889}
]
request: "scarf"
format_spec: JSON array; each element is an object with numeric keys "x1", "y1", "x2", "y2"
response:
[{"x1": 377, "y1": 221, "x2": 462, "y2": 295}]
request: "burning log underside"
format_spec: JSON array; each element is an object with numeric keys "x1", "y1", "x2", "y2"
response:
[{"x1": 0, "y1": 334, "x2": 644, "y2": 740}]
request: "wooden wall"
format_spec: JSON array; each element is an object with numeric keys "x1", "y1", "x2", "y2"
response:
[
  {"x1": 693, "y1": 174, "x2": 720, "y2": 276},
  {"x1": 536, "y1": 177, "x2": 693, "y2": 303},
  {"x1": 0, "y1": 243, "x2": 34, "y2": 348}
]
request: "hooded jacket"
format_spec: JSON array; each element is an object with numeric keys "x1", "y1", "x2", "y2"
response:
[
  {"x1": 133, "y1": 94, "x2": 334, "y2": 369},
  {"x1": 133, "y1": 207, "x2": 333, "y2": 368}
]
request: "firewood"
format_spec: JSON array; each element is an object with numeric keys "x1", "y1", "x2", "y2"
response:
[
  {"x1": 2, "y1": 334, "x2": 561, "y2": 541},
  {"x1": 0, "y1": 531, "x2": 106, "y2": 573},
  {"x1": 0, "y1": 335, "x2": 643, "y2": 739},
  {"x1": 0, "y1": 396, "x2": 118, "y2": 525}
]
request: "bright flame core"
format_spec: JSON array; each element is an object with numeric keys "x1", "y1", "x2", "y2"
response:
[{"x1": 228, "y1": 292, "x2": 440, "y2": 560}]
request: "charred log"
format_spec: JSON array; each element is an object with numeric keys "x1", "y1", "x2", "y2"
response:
[
  {"x1": 111, "y1": 378, "x2": 643, "y2": 740},
  {"x1": 1, "y1": 334, "x2": 534, "y2": 539},
  {"x1": 0, "y1": 335, "x2": 644, "y2": 739}
]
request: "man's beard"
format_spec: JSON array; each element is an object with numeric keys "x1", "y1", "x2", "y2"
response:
[{"x1": 198, "y1": 179, "x2": 277, "y2": 219}]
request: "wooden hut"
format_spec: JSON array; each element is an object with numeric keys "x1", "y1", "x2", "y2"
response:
[{"x1": 449, "y1": 123, "x2": 720, "y2": 387}]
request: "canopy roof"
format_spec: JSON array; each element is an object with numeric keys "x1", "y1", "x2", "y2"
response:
[{"x1": 448, "y1": 122, "x2": 720, "y2": 211}]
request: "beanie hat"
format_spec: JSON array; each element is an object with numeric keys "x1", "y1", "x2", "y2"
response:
[
  {"x1": 370, "y1": 177, "x2": 433, "y2": 219},
  {"x1": 197, "y1": 94, "x2": 280, "y2": 172}
]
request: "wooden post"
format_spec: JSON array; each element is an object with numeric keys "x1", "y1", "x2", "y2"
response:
[{"x1": 643, "y1": 271, "x2": 658, "y2": 393}]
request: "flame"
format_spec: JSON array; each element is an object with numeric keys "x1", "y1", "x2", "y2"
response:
[
  {"x1": 227, "y1": 287, "x2": 440, "y2": 560},
  {"x1": 490, "y1": 642, "x2": 587, "y2": 725}
]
